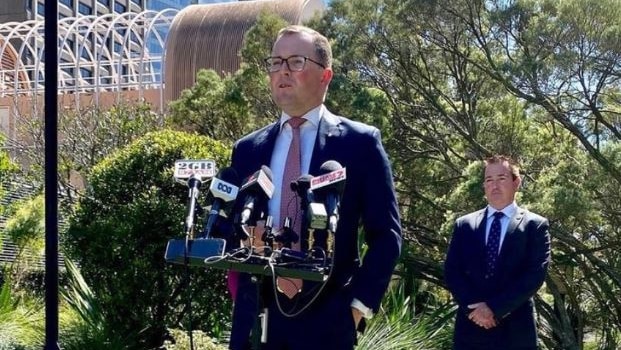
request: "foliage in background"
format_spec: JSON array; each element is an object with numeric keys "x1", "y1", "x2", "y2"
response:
[
  {"x1": 0, "y1": 134, "x2": 19, "y2": 218},
  {"x1": 358, "y1": 282, "x2": 454, "y2": 350},
  {"x1": 0, "y1": 280, "x2": 44, "y2": 349},
  {"x1": 59, "y1": 259, "x2": 130, "y2": 350},
  {"x1": 1, "y1": 1, "x2": 620, "y2": 349},
  {"x1": 63, "y1": 130, "x2": 234, "y2": 349},
  {"x1": 167, "y1": 12, "x2": 286, "y2": 144},
  {"x1": 13, "y1": 102, "x2": 162, "y2": 207},
  {"x1": 2, "y1": 195, "x2": 45, "y2": 298},
  {"x1": 312, "y1": 0, "x2": 621, "y2": 348},
  {"x1": 161, "y1": 329, "x2": 227, "y2": 350}
]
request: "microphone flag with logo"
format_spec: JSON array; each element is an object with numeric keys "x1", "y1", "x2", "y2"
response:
[
  {"x1": 310, "y1": 160, "x2": 346, "y2": 233},
  {"x1": 239, "y1": 165, "x2": 274, "y2": 226},
  {"x1": 203, "y1": 167, "x2": 240, "y2": 238}
]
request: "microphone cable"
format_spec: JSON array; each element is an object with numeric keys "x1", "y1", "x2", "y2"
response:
[{"x1": 268, "y1": 242, "x2": 335, "y2": 318}]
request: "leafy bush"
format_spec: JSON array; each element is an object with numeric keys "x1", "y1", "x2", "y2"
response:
[
  {"x1": 357, "y1": 282, "x2": 454, "y2": 350},
  {"x1": 64, "y1": 129, "x2": 234, "y2": 349},
  {"x1": 59, "y1": 259, "x2": 131, "y2": 350},
  {"x1": 0, "y1": 279, "x2": 44, "y2": 349},
  {"x1": 161, "y1": 328, "x2": 227, "y2": 350}
]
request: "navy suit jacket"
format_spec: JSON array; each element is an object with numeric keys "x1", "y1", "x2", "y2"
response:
[
  {"x1": 444, "y1": 207, "x2": 551, "y2": 348},
  {"x1": 228, "y1": 108, "x2": 402, "y2": 348}
]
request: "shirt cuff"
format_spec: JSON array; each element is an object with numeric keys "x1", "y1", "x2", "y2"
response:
[{"x1": 351, "y1": 298, "x2": 374, "y2": 319}]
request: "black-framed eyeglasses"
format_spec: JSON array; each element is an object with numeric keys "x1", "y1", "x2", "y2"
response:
[{"x1": 264, "y1": 55, "x2": 326, "y2": 72}]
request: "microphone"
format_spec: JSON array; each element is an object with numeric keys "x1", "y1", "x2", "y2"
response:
[
  {"x1": 202, "y1": 167, "x2": 240, "y2": 238},
  {"x1": 307, "y1": 202, "x2": 328, "y2": 230},
  {"x1": 291, "y1": 174, "x2": 314, "y2": 206},
  {"x1": 164, "y1": 159, "x2": 228, "y2": 266},
  {"x1": 292, "y1": 174, "x2": 327, "y2": 230},
  {"x1": 276, "y1": 217, "x2": 306, "y2": 262},
  {"x1": 173, "y1": 159, "x2": 217, "y2": 235},
  {"x1": 273, "y1": 216, "x2": 299, "y2": 248},
  {"x1": 310, "y1": 160, "x2": 346, "y2": 233},
  {"x1": 239, "y1": 165, "x2": 275, "y2": 226}
]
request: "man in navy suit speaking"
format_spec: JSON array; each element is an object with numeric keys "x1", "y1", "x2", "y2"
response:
[
  {"x1": 444, "y1": 155, "x2": 551, "y2": 350},
  {"x1": 227, "y1": 25, "x2": 402, "y2": 350}
]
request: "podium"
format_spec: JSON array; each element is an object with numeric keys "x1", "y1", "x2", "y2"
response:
[{"x1": 164, "y1": 238, "x2": 329, "y2": 282}]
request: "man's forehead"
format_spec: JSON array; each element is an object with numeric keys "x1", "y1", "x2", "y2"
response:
[{"x1": 484, "y1": 163, "x2": 512, "y2": 177}]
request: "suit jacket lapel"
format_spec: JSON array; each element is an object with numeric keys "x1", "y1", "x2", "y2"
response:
[
  {"x1": 500, "y1": 207, "x2": 526, "y2": 256},
  {"x1": 474, "y1": 208, "x2": 487, "y2": 257},
  {"x1": 253, "y1": 122, "x2": 280, "y2": 169},
  {"x1": 309, "y1": 109, "x2": 342, "y2": 174}
]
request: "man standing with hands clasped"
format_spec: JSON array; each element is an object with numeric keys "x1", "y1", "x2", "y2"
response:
[
  {"x1": 227, "y1": 25, "x2": 402, "y2": 350},
  {"x1": 445, "y1": 155, "x2": 551, "y2": 350}
]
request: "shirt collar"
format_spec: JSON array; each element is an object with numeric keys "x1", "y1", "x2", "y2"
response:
[
  {"x1": 487, "y1": 201, "x2": 518, "y2": 219},
  {"x1": 278, "y1": 104, "x2": 324, "y2": 131}
]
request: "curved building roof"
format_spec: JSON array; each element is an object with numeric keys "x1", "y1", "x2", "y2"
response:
[
  {"x1": 0, "y1": 9, "x2": 178, "y2": 105},
  {"x1": 0, "y1": 37, "x2": 28, "y2": 91},
  {"x1": 164, "y1": 0, "x2": 324, "y2": 102}
]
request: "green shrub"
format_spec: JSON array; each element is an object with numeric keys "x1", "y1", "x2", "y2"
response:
[
  {"x1": 0, "y1": 279, "x2": 44, "y2": 349},
  {"x1": 357, "y1": 282, "x2": 454, "y2": 350},
  {"x1": 64, "y1": 129, "x2": 234, "y2": 349},
  {"x1": 162, "y1": 328, "x2": 227, "y2": 350}
]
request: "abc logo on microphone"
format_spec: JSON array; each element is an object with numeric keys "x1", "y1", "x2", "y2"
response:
[{"x1": 217, "y1": 182, "x2": 234, "y2": 194}]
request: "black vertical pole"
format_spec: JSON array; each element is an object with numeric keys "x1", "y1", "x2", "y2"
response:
[{"x1": 44, "y1": 1, "x2": 59, "y2": 349}]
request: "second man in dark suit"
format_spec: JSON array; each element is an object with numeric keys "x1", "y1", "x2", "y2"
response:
[{"x1": 445, "y1": 155, "x2": 551, "y2": 350}]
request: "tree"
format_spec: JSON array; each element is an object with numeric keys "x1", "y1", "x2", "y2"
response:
[
  {"x1": 13, "y1": 102, "x2": 162, "y2": 207},
  {"x1": 0, "y1": 137, "x2": 44, "y2": 349},
  {"x1": 314, "y1": 0, "x2": 621, "y2": 348},
  {"x1": 167, "y1": 11, "x2": 287, "y2": 144},
  {"x1": 0, "y1": 134, "x2": 19, "y2": 210},
  {"x1": 64, "y1": 130, "x2": 233, "y2": 349}
]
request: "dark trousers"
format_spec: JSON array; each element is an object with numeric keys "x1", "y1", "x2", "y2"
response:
[
  {"x1": 229, "y1": 275, "x2": 358, "y2": 350},
  {"x1": 260, "y1": 286, "x2": 357, "y2": 350}
]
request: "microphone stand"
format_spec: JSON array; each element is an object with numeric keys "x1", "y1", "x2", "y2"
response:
[
  {"x1": 250, "y1": 273, "x2": 267, "y2": 350},
  {"x1": 241, "y1": 220, "x2": 269, "y2": 350},
  {"x1": 184, "y1": 175, "x2": 203, "y2": 238},
  {"x1": 183, "y1": 175, "x2": 203, "y2": 350}
]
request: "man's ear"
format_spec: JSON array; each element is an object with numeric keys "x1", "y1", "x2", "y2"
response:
[
  {"x1": 321, "y1": 68, "x2": 333, "y2": 84},
  {"x1": 514, "y1": 175, "x2": 523, "y2": 190}
]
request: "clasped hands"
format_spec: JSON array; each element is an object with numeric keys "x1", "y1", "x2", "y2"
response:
[{"x1": 467, "y1": 302, "x2": 497, "y2": 329}]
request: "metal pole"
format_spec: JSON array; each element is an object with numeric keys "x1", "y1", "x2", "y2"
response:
[{"x1": 44, "y1": 1, "x2": 59, "y2": 349}]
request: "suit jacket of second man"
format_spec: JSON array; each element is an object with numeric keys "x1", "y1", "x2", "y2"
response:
[{"x1": 445, "y1": 207, "x2": 551, "y2": 348}]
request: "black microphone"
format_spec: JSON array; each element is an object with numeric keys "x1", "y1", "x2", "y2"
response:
[
  {"x1": 310, "y1": 160, "x2": 346, "y2": 233},
  {"x1": 292, "y1": 174, "x2": 328, "y2": 230},
  {"x1": 239, "y1": 165, "x2": 274, "y2": 225},
  {"x1": 273, "y1": 216, "x2": 299, "y2": 248},
  {"x1": 291, "y1": 174, "x2": 314, "y2": 205},
  {"x1": 202, "y1": 167, "x2": 240, "y2": 238}
]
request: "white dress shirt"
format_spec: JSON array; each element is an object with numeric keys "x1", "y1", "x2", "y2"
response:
[{"x1": 268, "y1": 105, "x2": 323, "y2": 229}]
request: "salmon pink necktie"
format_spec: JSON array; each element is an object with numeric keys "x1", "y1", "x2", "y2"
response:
[{"x1": 277, "y1": 117, "x2": 306, "y2": 298}]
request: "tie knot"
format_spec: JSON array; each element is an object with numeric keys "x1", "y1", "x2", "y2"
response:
[
  {"x1": 287, "y1": 117, "x2": 306, "y2": 129},
  {"x1": 493, "y1": 211, "x2": 504, "y2": 219}
]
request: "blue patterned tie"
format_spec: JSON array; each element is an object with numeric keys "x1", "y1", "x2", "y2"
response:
[{"x1": 485, "y1": 212, "x2": 504, "y2": 278}]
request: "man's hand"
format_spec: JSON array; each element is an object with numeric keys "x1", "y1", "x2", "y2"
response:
[
  {"x1": 351, "y1": 307, "x2": 363, "y2": 329},
  {"x1": 467, "y1": 302, "x2": 497, "y2": 329}
]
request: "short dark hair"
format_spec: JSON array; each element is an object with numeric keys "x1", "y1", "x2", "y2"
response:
[
  {"x1": 484, "y1": 155, "x2": 520, "y2": 180},
  {"x1": 275, "y1": 25, "x2": 332, "y2": 68}
]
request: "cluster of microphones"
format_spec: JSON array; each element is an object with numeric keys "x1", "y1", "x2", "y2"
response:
[{"x1": 166, "y1": 159, "x2": 346, "y2": 274}]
